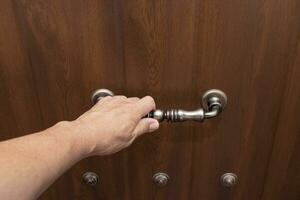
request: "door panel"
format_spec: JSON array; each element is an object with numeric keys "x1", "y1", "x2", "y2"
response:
[
  {"x1": 261, "y1": 44, "x2": 300, "y2": 200},
  {"x1": 0, "y1": 0, "x2": 299, "y2": 199}
]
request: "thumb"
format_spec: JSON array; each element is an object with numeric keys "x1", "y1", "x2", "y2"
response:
[{"x1": 132, "y1": 118, "x2": 159, "y2": 137}]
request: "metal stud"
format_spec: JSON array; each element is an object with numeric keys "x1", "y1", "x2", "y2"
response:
[
  {"x1": 153, "y1": 172, "x2": 170, "y2": 187},
  {"x1": 82, "y1": 172, "x2": 99, "y2": 186},
  {"x1": 221, "y1": 173, "x2": 238, "y2": 187}
]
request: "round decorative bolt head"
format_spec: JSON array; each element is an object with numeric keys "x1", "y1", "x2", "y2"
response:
[
  {"x1": 221, "y1": 173, "x2": 238, "y2": 187},
  {"x1": 153, "y1": 172, "x2": 170, "y2": 187},
  {"x1": 82, "y1": 172, "x2": 99, "y2": 186}
]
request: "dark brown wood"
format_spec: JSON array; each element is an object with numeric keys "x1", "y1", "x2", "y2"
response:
[
  {"x1": 261, "y1": 35, "x2": 300, "y2": 200},
  {"x1": 0, "y1": 0, "x2": 299, "y2": 199}
]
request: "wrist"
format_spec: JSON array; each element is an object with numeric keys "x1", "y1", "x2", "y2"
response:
[{"x1": 50, "y1": 121, "x2": 94, "y2": 160}]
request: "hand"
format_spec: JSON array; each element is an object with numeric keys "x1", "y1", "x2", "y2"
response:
[{"x1": 71, "y1": 95, "x2": 159, "y2": 156}]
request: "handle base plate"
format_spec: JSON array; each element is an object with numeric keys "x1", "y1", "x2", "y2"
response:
[{"x1": 202, "y1": 89, "x2": 227, "y2": 111}]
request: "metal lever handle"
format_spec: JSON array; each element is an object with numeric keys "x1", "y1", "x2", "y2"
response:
[{"x1": 91, "y1": 89, "x2": 227, "y2": 123}]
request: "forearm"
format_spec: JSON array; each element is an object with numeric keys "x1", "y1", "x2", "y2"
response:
[
  {"x1": 0, "y1": 95, "x2": 158, "y2": 199},
  {"x1": 0, "y1": 121, "x2": 86, "y2": 200}
]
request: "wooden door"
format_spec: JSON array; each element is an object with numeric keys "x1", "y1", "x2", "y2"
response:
[{"x1": 0, "y1": 0, "x2": 299, "y2": 199}]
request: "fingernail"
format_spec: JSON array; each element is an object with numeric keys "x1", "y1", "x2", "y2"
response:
[{"x1": 149, "y1": 121, "x2": 159, "y2": 132}]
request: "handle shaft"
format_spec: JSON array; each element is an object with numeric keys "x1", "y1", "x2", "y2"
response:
[{"x1": 146, "y1": 109, "x2": 204, "y2": 122}]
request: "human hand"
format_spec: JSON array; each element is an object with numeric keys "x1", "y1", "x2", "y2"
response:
[{"x1": 71, "y1": 95, "x2": 159, "y2": 156}]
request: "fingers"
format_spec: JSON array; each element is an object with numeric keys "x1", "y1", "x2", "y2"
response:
[
  {"x1": 105, "y1": 96, "x2": 140, "y2": 103},
  {"x1": 96, "y1": 96, "x2": 137, "y2": 107},
  {"x1": 94, "y1": 95, "x2": 155, "y2": 119},
  {"x1": 132, "y1": 118, "x2": 159, "y2": 137},
  {"x1": 111, "y1": 95, "x2": 127, "y2": 101},
  {"x1": 134, "y1": 96, "x2": 156, "y2": 117},
  {"x1": 127, "y1": 97, "x2": 140, "y2": 102},
  {"x1": 98, "y1": 95, "x2": 145, "y2": 104}
]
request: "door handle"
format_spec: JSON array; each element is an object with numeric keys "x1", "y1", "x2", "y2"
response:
[{"x1": 91, "y1": 89, "x2": 227, "y2": 123}]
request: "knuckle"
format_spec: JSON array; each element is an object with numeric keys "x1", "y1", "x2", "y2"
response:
[
  {"x1": 113, "y1": 96, "x2": 128, "y2": 104},
  {"x1": 115, "y1": 95, "x2": 127, "y2": 99},
  {"x1": 129, "y1": 97, "x2": 140, "y2": 101},
  {"x1": 94, "y1": 96, "x2": 111, "y2": 106},
  {"x1": 145, "y1": 96, "x2": 155, "y2": 107},
  {"x1": 101, "y1": 96, "x2": 112, "y2": 102}
]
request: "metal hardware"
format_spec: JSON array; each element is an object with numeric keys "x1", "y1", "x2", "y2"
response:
[
  {"x1": 91, "y1": 88, "x2": 227, "y2": 122},
  {"x1": 153, "y1": 172, "x2": 169, "y2": 187},
  {"x1": 220, "y1": 173, "x2": 238, "y2": 187},
  {"x1": 82, "y1": 172, "x2": 99, "y2": 186},
  {"x1": 91, "y1": 89, "x2": 114, "y2": 105}
]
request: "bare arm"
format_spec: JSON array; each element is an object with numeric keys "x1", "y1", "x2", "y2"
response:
[{"x1": 0, "y1": 96, "x2": 159, "y2": 200}]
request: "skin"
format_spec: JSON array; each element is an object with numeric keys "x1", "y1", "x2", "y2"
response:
[{"x1": 0, "y1": 95, "x2": 159, "y2": 200}]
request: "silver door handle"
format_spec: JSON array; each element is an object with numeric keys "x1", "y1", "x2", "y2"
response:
[{"x1": 91, "y1": 89, "x2": 227, "y2": 123}]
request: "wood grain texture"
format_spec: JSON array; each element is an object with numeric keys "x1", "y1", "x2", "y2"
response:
[
  {"x1": 0, "y1": 0, "x2": 299, "y2": 199},
  {"x1": 261, "y1": 29, "x2": 300, "y2": 200}
]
